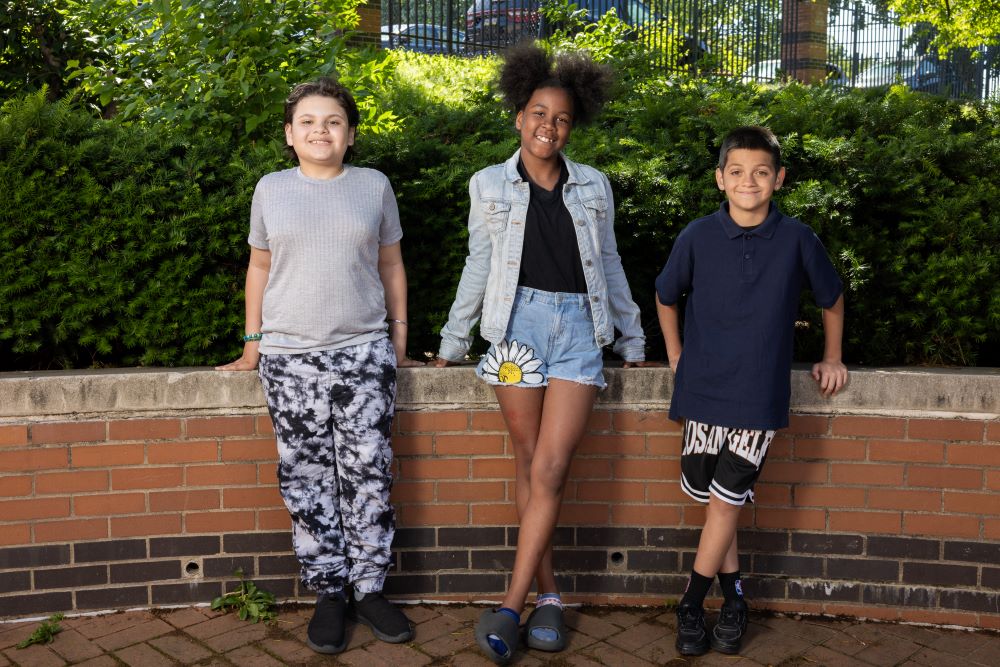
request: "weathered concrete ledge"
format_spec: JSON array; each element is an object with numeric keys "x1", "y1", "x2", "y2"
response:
[{"x1": 1, "y1": 365, "x2": 998, "y2": 420}]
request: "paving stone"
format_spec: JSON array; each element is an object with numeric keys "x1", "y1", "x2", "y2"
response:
[
  {"x1": 74, "y1": 611, "x2": 157, "y2": 640},
  {"x1": 159, "y1": 608, "x2": 210, "y2": 630},
  {"x1": 853, "y1": 635, "x2": 922, "y2": 665},
  {"x1": 966, "y1": 643, "x2": 1000, "y2": 666},
  {"x1": 801, "y1": 644, "x2": 869, "y2": 667},
  {"x1": 631, "y1": 633, "x2": 682, "y2": 664},
  {"x1": 594, "y1": 609, "x2": 649, "y2": 629},
  {"x1": 73, "y1": 657, "x2": 118, "y2": 667},
  {"x1": 741, "y1": 629, "x2": 812, "y2": 664},
  {"x1": 3, "y1": 643, "x2": 67, "y2": 667},
  {"x1": 446, "y1": 651, "x2": 500, "y2": 666},
  {"x1": 48, "y1": 628, "x2": 103, "y2": 662},
  {"x1": 367, "y1": 640, "x2": 432, "y2": 665},
  {"x1": 907, "y1": 646, "x2": 978, "y2": 667},
  {"x1": 566, "y1": 609, "x2": 626, "y2": 641},
  {"x1": 583, "y1": 640, "x2": 657, "y2": 666},
  {"x1": 821, "y1": 626, "x2": 872, "y2": 656},
  {"x1": 0, "y1": 622, "x2": 33, "y2": 651},
  {"x1": 400, "y1": 604, "x2": 441, "y2": 624},
  {"x1": 755, "y1": 614, "x2": 842, "y2": 643},
  {"x1": 605, "y1": 621, "x2": 666, "y2": 652},
  {"x1": 183, "y1": 613, "x2": 246, "y2": 640},
  {"x1": 93, "y1": 618, "x2": 174, "y2": 651},
  {"x1": 879, "y1": 622, "x2": 944, "y2": 646},
  {"x1": 201, "y1": 622, "x2": 267, "y2": 652},
  {"x1": 563, "y1": 653, "x2": 606, "y2": 666},
  {"x1": 114, "y1": 642, "x2": 174, "y2": 667},
  {"x1": 930, "y1": 628, "x2": 993, "y2": 656},
  {"x1": 418, "y1": 622, "x2": 477, "y2": 657},
  {"x1": 261, "y1": 638, "x2": 316, "y2": 665},
  {"x1": 414, "y1": 611, "x2": 467, "y2": 644},
  {"x1": 148, "y1": 634, "x2": 213, "y2": 663},
  {"x1": 439, "y1": 605, "x2": 484, "y2": 624},
  {"x1": 224, "y1": 645, "x2": 286, "y2": 667}
]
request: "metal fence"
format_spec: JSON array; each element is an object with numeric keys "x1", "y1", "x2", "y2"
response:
[{"x1": 379, "y1": 0, "x2": 1000, "y2": 99}]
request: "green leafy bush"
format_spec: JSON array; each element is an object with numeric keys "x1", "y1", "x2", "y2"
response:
[{"x1": 2, "y1": 56, "x2": 998, "y2": 369}]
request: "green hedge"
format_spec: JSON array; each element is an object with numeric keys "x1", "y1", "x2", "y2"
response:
[{"x1": 2, "y1": 56, "x2": 998, "y2": 369}]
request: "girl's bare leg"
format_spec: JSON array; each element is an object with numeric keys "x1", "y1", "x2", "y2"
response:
[{"x1": 496, "y1": 379, "x2": 598, "y2": 612}]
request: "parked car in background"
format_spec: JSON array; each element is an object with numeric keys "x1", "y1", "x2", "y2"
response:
[
  {"x1": 854, "y1": 57, "x2": 950, "y2": 93},
  {"x1": 381, "y1": 23, "x2": 466, "y2": 54},
  {"x1": 741, "y1": 59, "x2": 848, "y2": 86},
  {"x1": 464, "y1": 0, "x2": 540, "y2": 48}
]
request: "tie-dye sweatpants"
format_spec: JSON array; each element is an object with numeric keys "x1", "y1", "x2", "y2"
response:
[{"x1": 258, "y1": 338, "x2": 397, "y2": 595}]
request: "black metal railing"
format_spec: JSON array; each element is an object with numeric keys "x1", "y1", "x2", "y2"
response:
[{"x1": 378, "y1": 0, "x2": 1000, "y2": 99}]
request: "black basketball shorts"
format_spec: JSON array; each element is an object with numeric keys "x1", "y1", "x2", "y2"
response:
[{"x1": 680, "y1": 418, "x2": 776, "y2": 506}]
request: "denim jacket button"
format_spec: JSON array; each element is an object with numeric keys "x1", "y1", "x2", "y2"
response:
[
  {"x1": 575, "y1": 219, "x2": 585, "y2": 226},
  {"x1": 489, "y1": 203, "x2": 496, "y2": 211},
  {"x1": 591, "y1": 295, "x2": 599, "y2": 302},
  {"x1": 585, "y1": 259, "x2": 593, "y2": 266}
]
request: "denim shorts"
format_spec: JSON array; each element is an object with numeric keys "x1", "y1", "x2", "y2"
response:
[{"x1": 476, "y1": 286, "x2": 605, "y2": 389}]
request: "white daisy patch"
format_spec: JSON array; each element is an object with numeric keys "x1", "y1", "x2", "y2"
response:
[{"x1": 481, "y1": 339, "x2": 544, "y2": 385}]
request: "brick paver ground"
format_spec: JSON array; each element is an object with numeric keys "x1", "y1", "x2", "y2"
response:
[{"x1": 1, "y1": 603, "x2": 997, "y2": 666}]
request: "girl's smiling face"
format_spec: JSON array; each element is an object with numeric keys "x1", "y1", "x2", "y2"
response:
[
  {"x1": 284, "y1": 94, "x2": 355, "y2": 178},
  {"x1": 516, "y1": 86, "x2": 574, "y2": 162}
]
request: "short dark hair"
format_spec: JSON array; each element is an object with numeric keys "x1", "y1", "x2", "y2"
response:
[
  {"x1": 283, "y1": 76, "x2": 360, "y2": 162},
  {"x1": 498, "y1": 41, "x2": 613, "y2": 127},
  {"x1": 718, "y1": 126, "x2": 781, "y2": 170}
]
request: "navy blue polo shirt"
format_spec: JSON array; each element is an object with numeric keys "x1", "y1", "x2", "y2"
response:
[{"x1": 655, "y1": 202, "x2": 843, "y2": 430}]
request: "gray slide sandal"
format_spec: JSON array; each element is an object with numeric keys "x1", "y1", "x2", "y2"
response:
[
  {"x1": 474, "y1": 608, "x2": 520, "y2": 664},
  {"x1": 524, "y1": 604, "x2": 567, "y2": 651}
]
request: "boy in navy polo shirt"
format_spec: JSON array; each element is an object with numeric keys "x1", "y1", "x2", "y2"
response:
[{"x1": 655, "y1": 126, "x2": 847, "y2": 656}]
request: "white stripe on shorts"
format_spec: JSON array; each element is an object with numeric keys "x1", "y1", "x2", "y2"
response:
[
  {"x1": 710, "y1": 480, "x2": 752, "y2": 506},
  {"x1": 681, "y1": 472, "x2": 711, "y2": 504}
]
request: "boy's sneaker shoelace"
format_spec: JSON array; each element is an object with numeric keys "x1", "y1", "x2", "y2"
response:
[
  {"x1": 710, "y1": 597, "x2": 749, "y2": 654},
  {"x1": 675, "y1": 602, "x2": 709, "y2": 656}
]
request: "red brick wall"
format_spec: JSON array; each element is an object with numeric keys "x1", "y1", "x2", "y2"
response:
[{"x1": 1, "y1": 406, "x2": 997, "y2": 628}]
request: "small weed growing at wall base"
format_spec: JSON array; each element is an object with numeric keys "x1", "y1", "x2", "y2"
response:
[
  {"x1": 17, "y1": 613, "x2": 64, "y2": 648},
  {"x1": 212, "y1": 569, "x2": 277, "y2": 624}
]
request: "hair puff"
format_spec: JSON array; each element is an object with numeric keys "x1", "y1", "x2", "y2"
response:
[{"x1": 498, "y1": 41, "x2": 612, "y2": 127}]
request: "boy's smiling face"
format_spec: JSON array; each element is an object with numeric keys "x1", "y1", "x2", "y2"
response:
[
  {"x1": 284, "y1": 94, "x2": 355, "y2": 178},
  {"x1": 716, "y1": 148, "x2": 785, "y2": 226}
]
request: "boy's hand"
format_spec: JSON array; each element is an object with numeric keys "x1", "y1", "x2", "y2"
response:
[
  {"x1": 622, "y1": 361, "x2": 662, "y2": 368},
  {"x1": 397, "y1": 357, "x2": 425, "y2": 367},
  {"x1": 431, "y1": 357, "x2": 456, "y2": 368},
  {"x1": 811, "y1": 360, "x2": 848, "y2": 396},
  {"x1": 215, "y1": 349, "x2": 260, "y2": 372}
]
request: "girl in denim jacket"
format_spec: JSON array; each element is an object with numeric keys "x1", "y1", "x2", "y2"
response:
[{"x1": 433, "y1": 42, "x2": 652, "y2": 664}]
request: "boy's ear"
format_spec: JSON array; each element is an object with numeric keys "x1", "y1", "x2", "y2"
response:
[
  {"x1": 775, "y1": 166, "x2": 786, "y2": 190},
  {"x1": 284, "y1": 123, "x2": 293, "y2": 146},
  {"x1": 515, "y1": 110, "x2": 523, "y2": 131},
  {"x1": 349, "y1": 127, "x2": 356, "y2": 146},
  {"x1": 715, "y1": 167, "x2": 725, "y2": 191}
]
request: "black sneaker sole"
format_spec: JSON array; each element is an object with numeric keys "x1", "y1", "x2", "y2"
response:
[
  {"x1": 355, "y1": 614, "x2": 414, "y2": 643},
  {"x1": 710, "y1": 636, "x2": 742, "y2": 654},
  {"x1": 306, "y1": 637, "x2": 347, "y2": 654},
  {"x1": 676, "y1": 638, "x2": 710, "y2": 656}
]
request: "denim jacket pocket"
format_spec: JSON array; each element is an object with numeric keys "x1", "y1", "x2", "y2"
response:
[
  {"x1": 581, "y1": 195, "x2": 608, "y2": 225},
  {"x1": 481, "y1": 198, "x2": 511, "y2": 233}
]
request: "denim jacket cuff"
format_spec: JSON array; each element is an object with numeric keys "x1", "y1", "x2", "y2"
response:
[{"x1": 438, "y1": 339, "x2": 468, "y2": 363}]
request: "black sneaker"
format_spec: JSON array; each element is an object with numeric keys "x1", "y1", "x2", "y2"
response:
[
  {"x1": 352, "y1": 591, "x2": 414, "y2": 643},
  {"x1": 306, "y1": 593, "x2": 348, "y2": 654},
  {"x1": 675, "y1": 602, "x2": 709, "y2": 656},
  {"x1": 710, "y1": 597, "x2": 749, "y2": 654}
]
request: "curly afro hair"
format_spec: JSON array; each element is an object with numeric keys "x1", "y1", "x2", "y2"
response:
[{"x1": 498, "y1": 41, "x2": 612, "y2": 127}]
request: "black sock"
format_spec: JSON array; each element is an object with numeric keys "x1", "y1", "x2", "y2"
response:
[
  {"x1": 718, "y1": 571, "x2": 743, "y2": 602},
  {"x1": 680, "y1": 570, "x2": 714, "y2": 608}
]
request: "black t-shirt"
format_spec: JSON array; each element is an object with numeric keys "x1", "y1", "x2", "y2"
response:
[{"x1": 517, "y1": 159, "x2": 588, "y2": 293}]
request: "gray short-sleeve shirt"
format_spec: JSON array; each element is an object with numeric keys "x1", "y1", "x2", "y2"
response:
[{"x1": 248, "y1": 166, "x2": 403, "y2": 354}]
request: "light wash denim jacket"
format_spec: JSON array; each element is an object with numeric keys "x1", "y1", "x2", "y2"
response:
[{"x1": 438, "y1": 149, "x2": 646, "y2": 362}]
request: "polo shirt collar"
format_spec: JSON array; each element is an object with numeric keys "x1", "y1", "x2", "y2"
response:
[{"x1": 716, "y1": 201, "x2": 782, "y2": 239}]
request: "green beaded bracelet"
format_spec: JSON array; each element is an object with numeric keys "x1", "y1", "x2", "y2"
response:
[{"x1": 242, "y1": 332, "x2": 263, "y2": 342}]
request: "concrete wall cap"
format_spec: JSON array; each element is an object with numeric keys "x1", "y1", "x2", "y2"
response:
[{"x1": 1, "y1": 365, "x2": 998, "y2": 421}]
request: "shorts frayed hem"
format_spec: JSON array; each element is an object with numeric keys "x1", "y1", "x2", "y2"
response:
[{"x1": 547, "y1": 374, "x2": 606, "y2": 390}]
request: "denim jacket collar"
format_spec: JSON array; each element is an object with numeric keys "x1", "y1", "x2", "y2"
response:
[{"x1": 503, "y1": 148, "x2": 594, "y2": 186}]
